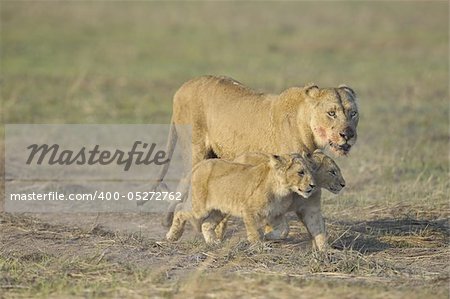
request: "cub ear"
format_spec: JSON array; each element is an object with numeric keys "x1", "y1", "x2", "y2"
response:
[
  {"x1": 305, "y1": 83, "x2": 320, "y2": 98},
  {"x1": 310, "y1": 150, "x2": 325, "y2": 167},
  {"x1": 338, "y1": 84, "x2": 356, "y2": 97}
]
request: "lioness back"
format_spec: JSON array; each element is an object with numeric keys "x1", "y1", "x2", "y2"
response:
[
  {"x1": 172, "y1": 75, "x2": 358, "y2": 161},
  {"x1": 233, "y1": 152, "x2": 271, "y2": 165},
  {"x1": 173, "y1": 76, "x2": 285, "y2": 159},
  {"x1": 179, "y1": 76, "x2": 265, "y2": 100}
]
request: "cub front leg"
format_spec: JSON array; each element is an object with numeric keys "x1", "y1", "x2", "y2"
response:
[
  {"x1": 295, "y1": 192, "x2": 327, "y2": 251},
  {"x1": 298, "y1": 210, "x2": 326, "y2": 251},
  {"x1": 214, "y1": 214, "x2": 231, "y2": 241},
  {"x1": 201, "y1": 210, "x2": 227, "y2": 244},
  {"x1": 242, "y1": 212, "x2": 264, "y2": 243}
]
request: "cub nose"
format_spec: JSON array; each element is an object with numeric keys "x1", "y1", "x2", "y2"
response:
[
  {"x1": 309, "y1": 184, "x2": 316, "y2": 189},
  {"x1": 340, "y1": 183, "x2": 346, "y2": 188},
  {"x1": 339, "y1": 127, "x2": 354, "y2": 141}
]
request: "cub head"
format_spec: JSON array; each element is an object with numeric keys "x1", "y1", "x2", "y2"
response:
[
  {"x1": 269, "y1": 154, "x2": 316, "y2": 198},
  {"x1": 304, "y1": 150, "x2": 345, "y2": 194},
  {"x1": 303, "y1": 84, "x2": 359, "y2": 156}
]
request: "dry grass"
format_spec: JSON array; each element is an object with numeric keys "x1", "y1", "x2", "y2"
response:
[
  {"x1": 1, "y1": 1, "x2": 449, "y2": 298},
  {"x1": 1, "y1": 211, "x2": 448, "y2": 298}
]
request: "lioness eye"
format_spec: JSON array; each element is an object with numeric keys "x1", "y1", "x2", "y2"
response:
[
  {"x1": 350, "y1": 111, "x2": 357, "y2": 117},
  {"x1": 298, "y1": 170, "x2": 305, "y2": 176},
  {"x1": 329, "y1": 170, "x2": 336, "y2": 176},
  {"x1": 327, "y1": 111, "x2": 336, "y2": 117}
]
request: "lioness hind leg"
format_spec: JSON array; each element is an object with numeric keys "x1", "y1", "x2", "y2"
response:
[
  {"x1": 201, "y1": 210, "x2": 226, "y2": 244},
  {"x1": 162, "y1": 201, "x2": 178, "y2": 228},
  {"x1": 161, "y1": 175, "x2": 190, "y2": 227},
  {"x1": 166, "y1": 205, "x2": 191, "y2": 241},
  {"x1": 163, "y1": 141, "x2": 212, "y2": 229}
]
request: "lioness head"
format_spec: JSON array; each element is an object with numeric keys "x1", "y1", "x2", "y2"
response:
[
  {"x1": 305, "y1": 150, "x2": 345, "y2": 194},
  {"x1": 269, "y1": 154, "x2": 316, "y2": 198},
  {"x1": 304, "y1": 84, "x2": 359, "y2": 156}
]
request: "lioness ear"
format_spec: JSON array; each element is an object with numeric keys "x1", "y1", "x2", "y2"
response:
[
  {"x1": 301, "y1": 151, "x2": 312, "y2": 160},
  {"x1": 339, "y1": 84, "x2": 356, "y2": 97},
  {"x1": 305, "y1": 84, "x2": 320, "y2": 98},
  {"x1": 269, "y1": 154, "x2": 284, "y2": 169}
]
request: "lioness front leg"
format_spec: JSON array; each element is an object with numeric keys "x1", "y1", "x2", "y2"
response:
[
  {"x1": 265, "y1": 214, "x2": 289, "y2": 240},
  {"x1": 242, "y1": 212, "x2": 264, "y2": 243}
]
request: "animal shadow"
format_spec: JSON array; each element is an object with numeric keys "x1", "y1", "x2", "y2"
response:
[{"x1": 329, "y1": 218, "x2": 449, "y2": 253}]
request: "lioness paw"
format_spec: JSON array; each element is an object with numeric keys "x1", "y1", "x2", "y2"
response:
[{"x1": 166, "y1": 231, "x2": 180, "y2": 242}]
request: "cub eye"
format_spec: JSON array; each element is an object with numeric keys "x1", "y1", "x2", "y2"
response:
[
  {"x1": 350, "y1": 111, "x2": 358, "y2": 118},
  {"x1": 327, "y1": 111, "x2": 336, "y2": 117},
  {"x1": 298, "y1": 170, "x2": 305, "y2": 176},
  {"x1": 329, "y1": 170, "x2": 337, "y2": 176}
]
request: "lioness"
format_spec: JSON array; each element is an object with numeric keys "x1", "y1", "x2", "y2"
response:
[
  {"x1": 166, "y1": 154, "x2": 316, "y2": 243},
  {"x1": 212, "y1": 150, "x2": 345, "y2": 251},
  {"x1": 148, "y1": 76, "x2": 359, "y2": 227}
]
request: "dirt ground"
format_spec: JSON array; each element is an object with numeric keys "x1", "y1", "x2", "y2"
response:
[{"x1": 1, "y1": 203, "x2": 448, "y2": 298}]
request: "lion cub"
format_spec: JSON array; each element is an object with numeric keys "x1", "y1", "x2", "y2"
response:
[
  {"x1": 214, "y1": 150, "x2": 345, "y2": 250},
  {"x1": 166, "y1": 154, "x2": 316, "y2": 243},
  {"x1": 265, "y1": 150, "x2": 345, "y2": 243}
]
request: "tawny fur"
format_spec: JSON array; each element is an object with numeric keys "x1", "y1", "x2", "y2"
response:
[
  {"x1": 172, "y1": 76, "x2": 358, "y2": 159},
  {"x1": 154, "y1": 76, "x2": 358, "y2": 227},
  {"x1": 166, "y1": 154, "x2": 316, "y2": 243},
  {"x1": 213, "y1": 150, "x2": 346, "y2": 251}
]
